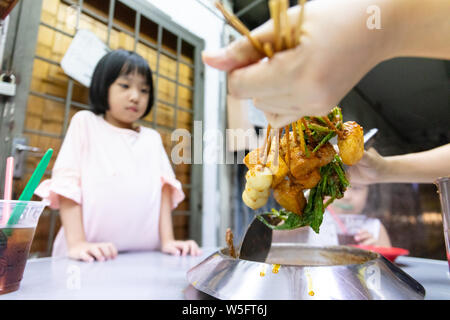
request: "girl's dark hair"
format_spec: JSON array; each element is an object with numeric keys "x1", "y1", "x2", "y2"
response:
[{"x1": 89, "y1": 49, "x2": 154, "y2": 118}]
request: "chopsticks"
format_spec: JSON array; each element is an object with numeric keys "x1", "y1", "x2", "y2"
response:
[
  {"x1": 216, "y1": 0, "x2": 309, "y2": 163},
  {"x1": 215, "y1": 1, "x2": 265, "y2": 55},
  {"x1": 215, "y1": 0, "x2": 307, "y2": 58},
  {"x1": 269, "y1": 0, "x2": 282, "y2": 52},
  {"x1": 295, "y1": 0, "x2": 307, "y2": 46}
]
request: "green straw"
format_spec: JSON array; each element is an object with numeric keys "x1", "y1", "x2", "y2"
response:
[{"x1": 6, "y1": 149, "x2": 53, "y2": 226}]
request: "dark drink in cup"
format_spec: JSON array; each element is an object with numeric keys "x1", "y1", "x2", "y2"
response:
[
  {"x1": 337, "y1": 233, "x2": 357, "y2": 245},
  {"x1": 0, "y1": 227, "x2": 36, "y2": 294},
  {"x1": 0, "y1": 200, "x2": 47, "y2": 294}
]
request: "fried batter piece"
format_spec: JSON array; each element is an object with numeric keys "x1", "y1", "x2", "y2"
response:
[
  {"x1": 245, "y1": 165, "x2": 272, "y2": 191},
  {"x1": 338, "y1": 121, "x2": 364, "y2": 165},
  {"x1": 243, "y1": 148, "x2": 262, "y2": 169},
  {"x1": 273, "y1": 179, "x2": 306, "y2": 215},
  {"x1": 287, "y1": 142, "x2": 336, "y2": 180},
  {"x1": 315, "y1": 142, "x2": 337, "y2": 167},
  {"x1": 242, "y1": 184, "x2": 269, "y2": 210},
  {"x1": 279, "y1": 131, "x2": 297, "y2": 159},
  {"x1": 292, "y1": 168, "x2": 321, "y2": 189},
  {"x1": 242, "y1": 165, "x2": 272, "y2": 210},
  {"x1": 243, "y1": 141, "x2": 288, "y2": 189},
  {"x1": 288, "y1": 148, "x2": 319, "y2": 178},
  {"x1": 226, "y1": 228, "x2": 236, "y2": 258},
  {"x1": 265, "y1": 140, "x2": 289, "y2": 188}
]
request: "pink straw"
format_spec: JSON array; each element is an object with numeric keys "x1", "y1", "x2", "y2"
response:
[{"x1": 1, "y1": 156, "x2": 14, "y2": 225}]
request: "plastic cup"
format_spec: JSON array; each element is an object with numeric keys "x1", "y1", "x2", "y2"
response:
[
  {"x1": 336, "y1": 215, "x2": 367, "y2": 245},
  {"x1": 337, "y1": 233, "x2": 358, "y2": 245},
  {"x1": 0, "y1": 200, "x2": 46, "y2": 295}
]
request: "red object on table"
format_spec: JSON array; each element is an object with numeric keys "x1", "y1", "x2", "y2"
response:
[{"x1": 351, "y1": 245, "x2": 410, "y2": 262}]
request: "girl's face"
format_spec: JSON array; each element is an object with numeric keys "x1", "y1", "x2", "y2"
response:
[
  {"x1": 331, "y1": 184, "x2": 369, "y2": 214},
  {"x1": 105, "y1": 71, "x2": 150, "y2": 129}
]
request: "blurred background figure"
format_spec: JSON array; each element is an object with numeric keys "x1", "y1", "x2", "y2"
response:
[
  {"x1": 273, "y1": 184, "x2": 391, "y2": 247},
  {"x1": 327, "y1": 184, "x2": 391, "y2": 247}
]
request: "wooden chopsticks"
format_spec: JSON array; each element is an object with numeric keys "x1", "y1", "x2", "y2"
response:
[
  {"x1": 215, "y1": 0, "x2": 307, "y2": 58},
  {"x1": 216, "y1": 0, "x2": 309, "y2": 162},
  {"x1": 215, "y1": 1, "x2": 265, "y2": 55}
]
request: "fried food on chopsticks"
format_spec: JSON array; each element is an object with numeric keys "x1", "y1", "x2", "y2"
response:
[
  {"x1": 293, "y1": 168, "x2": 321, "y2": 189},
  {"x1": 338, "y1": 121, "x2": 364, "y2": 165},
  {"x1": 242, "y1": 164, "x2": 272, "y2": 210},
  {"x1": 241, "y1": 107, "x2": 364, "y2": 232},
  {"x1": 242, "y1": 136, "x2": 273, "y2": 210},
  {"x1": 273, "y1": 179, "x2": 306, "y2": 214},
  {"x1": 216, "y1": 1, "x2": 364, "y2": 233},
  {"x1": 244, "y1": 139, "x2": 289, "y2": 189}
]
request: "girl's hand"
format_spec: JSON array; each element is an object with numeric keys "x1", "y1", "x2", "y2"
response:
[
  {"x1": 161, "y1": 240, "x2": 202, "y2": 256},
  {"x1": 67, "y1": 241, "x2": 118, "y2": 262},
  {"x1": 354, "y1": 230, "x2": 377, "y2": 246}
]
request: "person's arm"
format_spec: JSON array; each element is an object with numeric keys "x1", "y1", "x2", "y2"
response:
[
  {"x1": 159, "y1": 184, "x2": 178, "y2": 254},
  {"x1": 381, "y1": 144, "x2": 450, "y2": 183},
  {"x1": 60, "y1": 196, "x2": 117, "y2": 262},
  {"x1": 202, "y1": 0, "x2": 450, "y2": 128},
  {"x1": 392, "y1": 0, "x2": 450, "y2": 60},
  {"x1": 159, "y1": 184, "x2": 201, "y2": 256},
  {"x1": 348, "y1": 144, "x2": 450, "y2": 184}
]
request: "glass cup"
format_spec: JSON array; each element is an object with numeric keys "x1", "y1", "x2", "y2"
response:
[
  {"x1": 436, "y1": 177, "x2": 450, "y2": 274},
  {"x1": 0, "y1": 200, "x2": 46, "y2": 295}
]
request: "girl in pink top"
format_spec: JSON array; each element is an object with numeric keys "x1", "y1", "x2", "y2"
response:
[{"x1": 36, "y1": 50, "x2": 200, "y2": 262}]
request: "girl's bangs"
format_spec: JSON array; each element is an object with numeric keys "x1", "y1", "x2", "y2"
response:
[{"x1": 119, "y1": 57, "x2": 152, "y2": 84}]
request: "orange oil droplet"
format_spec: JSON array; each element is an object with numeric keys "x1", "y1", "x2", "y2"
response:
[
  {"x1": 309, "y1": 291, "x2": 315, "y2": 296},
  {"x1": 272, "y1": 264, "x2": 281, "y2": 273},
  {"x1": 260, "y1": 265, "x2": 267, "y2": 277}
]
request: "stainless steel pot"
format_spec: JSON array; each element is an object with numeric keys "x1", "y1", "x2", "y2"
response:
[{"x1": 187, "y1": 243, "x2": 425, "y2": 300}]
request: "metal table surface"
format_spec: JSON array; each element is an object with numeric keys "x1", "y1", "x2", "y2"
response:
[{"x1": 0, "y1": 248, "x2": 448, "y2": 300}]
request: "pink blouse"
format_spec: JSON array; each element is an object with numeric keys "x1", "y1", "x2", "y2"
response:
[{"x1": 35, "y1": 111, "x2": 184, "y2": 257}]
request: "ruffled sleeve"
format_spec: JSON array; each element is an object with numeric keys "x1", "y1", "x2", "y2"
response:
[
  {"x1": 35, "y1": 112, "x2": 86, "y2": 209},
  {"x1": 157, "y1": 133, "x2": 185, "y2": 209}
]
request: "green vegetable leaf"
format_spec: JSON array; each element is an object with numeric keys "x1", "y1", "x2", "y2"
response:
[
  {"x1": 257, "y1": 155, "x2": 350, "y2": 234},
  {"x1": 257, "y1": 208, "x2": 312, "y2": 230},
  {"x1": 312, "y1": 131, "x2": 336, "y2": 153}
]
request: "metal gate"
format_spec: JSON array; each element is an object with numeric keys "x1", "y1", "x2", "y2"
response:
[{"x1": 0, "y1": 0, "x2": 204, "y2": 256}]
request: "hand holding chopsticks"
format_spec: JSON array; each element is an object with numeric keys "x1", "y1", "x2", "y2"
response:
[
  {"x1": 213, "y1": 0, "x2": 306, "y2": 62},
  {"x1": 204, "y1": 0, "x2": 405, "y2": 128}
]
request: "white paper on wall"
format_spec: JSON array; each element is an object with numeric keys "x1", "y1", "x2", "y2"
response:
[{"x1": 61, "y1": 29, "x2": 110, "y2": 87}]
